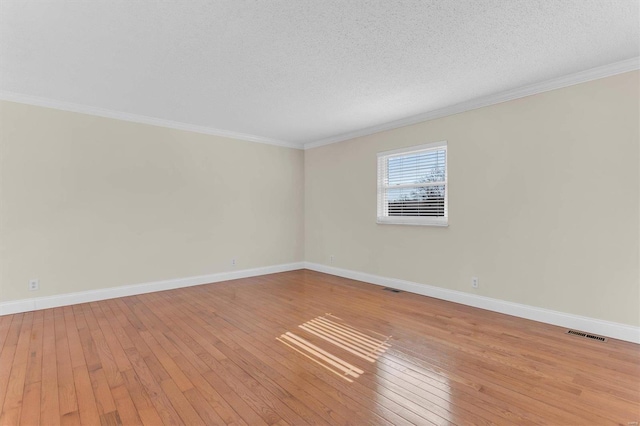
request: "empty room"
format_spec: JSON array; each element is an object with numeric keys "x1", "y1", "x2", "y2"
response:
[{"x1": 1, "y1": 1, "x2": 639, "y2": 424}]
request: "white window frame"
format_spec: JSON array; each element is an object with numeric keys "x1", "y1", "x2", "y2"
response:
[{"x1": 377, "y1": 141, "x2": 448, "y2": 226}]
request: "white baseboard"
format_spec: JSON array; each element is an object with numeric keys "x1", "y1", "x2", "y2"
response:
[
  {"x1": 304, "y1": 262, "x2": 640, "y2": 344},
  {"x1": 0, "y1": 262, "x2": 305, "y2": 316},
  {"x1": 3, "y1": 261, "x2": 637, "y2": 344}
]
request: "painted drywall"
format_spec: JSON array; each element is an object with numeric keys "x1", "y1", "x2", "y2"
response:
[
  {"x1": 305, "y1": 71, "x2": 640, "y2": 327},
  {"x1": 0, "y1": 101, "x2": 304, "y2": 302}
]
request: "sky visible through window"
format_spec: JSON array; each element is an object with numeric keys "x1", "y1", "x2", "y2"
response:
[{"x1": 387, "y1": 150, "x2": 445, "y2": 201}]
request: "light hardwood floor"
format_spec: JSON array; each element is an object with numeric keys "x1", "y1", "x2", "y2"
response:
[{"x1": 0, "y1": 270, "x2": 638, "y2": 425}]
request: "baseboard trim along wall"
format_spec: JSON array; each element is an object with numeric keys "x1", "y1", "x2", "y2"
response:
[
  {"x1": 304, "y1": 262, "x2": 640, "y2": 344},
  {"x1": 0, "y1": 262, "x2": 305, "y2": 316},
  {"x1": 2, "y1": 261, "x2": 637, "y2": 344}
]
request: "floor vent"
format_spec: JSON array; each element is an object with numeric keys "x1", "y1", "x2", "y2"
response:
[
  {"x1": 383, "y1": 287, "x2": 402, "y2": 293},
  {"x1": 566, "y1": 329, "x2": 608, "y2": 342}
]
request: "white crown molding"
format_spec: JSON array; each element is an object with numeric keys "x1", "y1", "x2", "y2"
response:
[
  {"x1": 0, "y1": 91, "x2": 302, "y2": 150},
  {"x1": 0, "y1": 262, "x2": 304, "y2": 316},
  {"x1": 304, "y1": 262, "x2": 640, "y2": 344},
  {"x1": 304, "y1": 57, "x2": 640, "y2": 150},
  {"x1": 2, "y1": 58, "x2": 637, "y2": 151}
]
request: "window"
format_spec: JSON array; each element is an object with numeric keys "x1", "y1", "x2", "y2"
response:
[{"x1": 377, "y1": 141, "x2": 448, "y2": 226}]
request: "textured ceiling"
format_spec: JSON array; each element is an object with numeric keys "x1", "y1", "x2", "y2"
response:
[{"x1": 1, "y1": 1, "x2": 638, "y2": 147}]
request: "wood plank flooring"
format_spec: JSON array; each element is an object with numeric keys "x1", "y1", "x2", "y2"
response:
[{"x1": 0, "y1": 269, "x2": 638, "y2": 425}]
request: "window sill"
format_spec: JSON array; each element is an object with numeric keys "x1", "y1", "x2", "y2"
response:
[{"x1": 376, "y1": 217, "x2": 448, "y2": 227}]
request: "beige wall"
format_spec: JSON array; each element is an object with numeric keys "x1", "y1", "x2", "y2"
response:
[
  {"x1": 0, "y1": 101, "x2": 304, "y2": 302},
  {"x1": 305, "y1": 71, "x2": 640, "y2": 327},
  {"x1": 2, "y1": 72, "x2": 638, "y2": 327}
]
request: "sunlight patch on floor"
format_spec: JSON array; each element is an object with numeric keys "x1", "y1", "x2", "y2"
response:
[{"x1": 277, "y1": 313, "x2": 392, "y2": 381}]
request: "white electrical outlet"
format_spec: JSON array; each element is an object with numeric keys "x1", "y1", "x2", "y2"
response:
[
  {"x1": 231, "y1": 258, "x2": 236, "y2": 267},
  {"x1": 329, "y1": 255, "x2": 335, "y2": 264},
  {"x1": 471, "y1": 277, "x2": 479, "y2": 288},
  {"x1": 29, "y1": 279, "x2": 39, "y2": 291}
]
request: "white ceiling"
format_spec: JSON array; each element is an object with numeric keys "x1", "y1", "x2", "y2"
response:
[{"x1": 1, "y1": 1, "x2": 638, "y2": 148}]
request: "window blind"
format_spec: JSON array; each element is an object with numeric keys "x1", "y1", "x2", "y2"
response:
[{"x1": 377, "y1": 141, "x2": 448, "y2": 226}]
